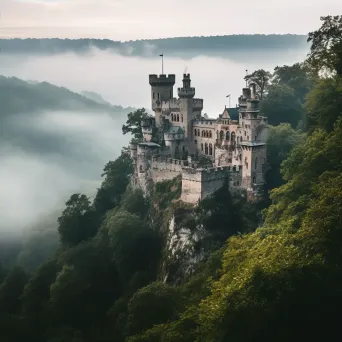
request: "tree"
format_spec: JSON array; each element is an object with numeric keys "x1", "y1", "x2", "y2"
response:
[
  {"x1": 126, "y1": 282, "x2": 182, "y2": 335},
  {"x1": 57, "y1": 194, "x2": 99, "y2": 247},
  {"x1": 305, "y1": 76, "x2": 342, "y2": 132},
  {"x1": 122, "y1": 108, "x2": 150, "y2": 140},
  {"x1": 104, "y1": 210, "x2": 161, "y2": 285},
  {"x1": 265, "y1": 124, "x2": 305, "y2": 198},
  {"x1": 273, "y1": 63, "x2": 316, "y2": 102},
  {"x1": 244, "y1": 69, "x2": 272, "y2": 99},
  {"x1": 93, "y1": 148, "x2": 133, "y2": 215},
  {"x1": 260, "y1": 83, "x2": 304, "y2": 128},
  {"x1": 307, "y1": 15, "x2": 342, "y2": 76},
  {"x1": 49, "y1": 240, "x2": 121, "y2": 336}
]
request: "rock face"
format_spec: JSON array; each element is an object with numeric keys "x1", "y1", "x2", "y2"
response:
[{"x1": 163, "y1": 210, "x2": 207, "y2": 284}]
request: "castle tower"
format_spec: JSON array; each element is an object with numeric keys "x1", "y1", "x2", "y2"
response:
[
  {"x1": 149, "y1": 74, "x2": 176, "y2": 106},
  {"x1": 239, "y1": 82, "x2": 268, "y2": 198},
  {"x1": 177, "y1": 74, "x2": 196, "y2": 139}
]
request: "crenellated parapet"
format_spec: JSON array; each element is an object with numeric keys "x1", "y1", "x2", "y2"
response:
[{"x1": 149, "y1": 74, "x2": 176, "y2": 86}]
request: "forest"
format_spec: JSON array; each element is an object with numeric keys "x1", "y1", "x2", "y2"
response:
[
  {"x1": 0, "y1": 15, "x2": 342, "y2": 342},
  {"x1": 0, "y1": 34, "x2": 307, "y2": 57}
]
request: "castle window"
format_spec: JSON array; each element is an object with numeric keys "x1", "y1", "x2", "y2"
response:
[
  {"x1": 157, "y1": 93, "x2": 160, "y2": 100},
  {"x1": 177, "y1": 114, "x2": 180, "y2": 122},
  {"x1": 220, "y1": 130, "x2": 224, "y2": 140},
  {"x1": 231, "y1": 132, "x2": 236, "y2": 142},
  {"x1": 181, "y1": 115, "x2": 183, "y2": 122},
  {"x1": 205, "y1": 143, "x2": 208, "y2": 155},
  {"x1": 153, "y1": 92, "x2": 155, "y2": 99},
  {"x1": 194, "y1": 140, "x2": 197, "y2": 145},
  {"x1": 245, "y1": 131, "x2": 247, "y2": 136},
  {"x1": 255, "y1": 135, "x2": 257, "y2": 141},
  {"x1": 245, "y1": 157, "x2": 248, "y2": 169},
  {"x1": 209, "y1": 131, "x2": 212, "y2": 138},
  {"x1": 139, "y1": 165, "x2": 143, "y2": 173},
  {"x1": 226, "y1": 131, "x2": 230, "y2": 141},
  {"x1": 201, "y1": 143, "x2": 203, "y2": 151},
  {"x1": 171, "y1": 114, "x2": 174, "y2": 121},
  {"x1": 194, "y1": 129, "x2": 197, "y2": 136},
  {"x1": 253, "y1": 177, "x2": 256, "y2": 184},
  {"x1": 209, "y1": 143, "x2": 213, "y2": 156},
  {"x1": 247, "y1": 136, "x2": 249, "y2": 140}
]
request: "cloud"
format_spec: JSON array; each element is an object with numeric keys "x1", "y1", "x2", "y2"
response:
[
  {"x1": 0, "y1": 109, "x2": 130, "y2": 235},
  {"x1": 1, "y1": 0, "x2": 341, "y2": 40}
]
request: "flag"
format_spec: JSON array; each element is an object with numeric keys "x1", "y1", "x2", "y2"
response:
[
  {"x1": 159, "y1": 53, "x2": 163, "y2": 57},
  {"x1": 226, "y1": 94, "x2": 230, "y2": 98}
]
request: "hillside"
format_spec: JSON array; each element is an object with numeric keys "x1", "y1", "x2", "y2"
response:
[
  {"x1": 0, "y1": 76, "x2": 133, "y2": 119},
  {"x1": 0, "y1": 35, "x2": 308, "y2": 57}
]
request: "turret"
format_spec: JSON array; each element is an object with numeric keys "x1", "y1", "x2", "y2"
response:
[
  {"x1": 178, "y1": 74, "x2": 195, "y2": 98},
  {"x1": 149, "y1": 74, "x2": 175, "y2": 110}
]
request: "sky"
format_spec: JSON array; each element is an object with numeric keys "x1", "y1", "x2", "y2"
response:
[{"x1": 0, "y1": 0, "x2": 341, "y2": 41}]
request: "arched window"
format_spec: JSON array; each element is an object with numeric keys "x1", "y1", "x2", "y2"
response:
[
  {"x1": 206, "y1": 131, "x2": 209, "y2": 138},
  {"x1": 177, "y1": 114, "x2": 180, "y2": 122},
  {"x1": 209, "y1": 143, "x2": 213, "y2": 155},
  {"x1": 225, "y1": 131, "x2": 230, "y2": 141},
  {"x1": 231, "y1": 132, "x2": 236, "y2": 143},
  {"x1": 201, "y1": 143, "x2": 204, "y2": 151},
  {"x1": 194, "y1": 129, "x2": 197, "y2": 136},
  {"x1": 205, "y1": 143, "x2": 208, "y2": 155},
  {"x1": 255, "y1": 157, "x2": 258, "y2": 170},
  {"x1": 209, "y1": 131, "x2": 212, "y2": 138},
  {"x1": 220, "y1": 130, "x2": 224, "y2": 141}
]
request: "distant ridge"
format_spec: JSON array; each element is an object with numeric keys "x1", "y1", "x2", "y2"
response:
[{"x1": 0, "y1": 35, "x2": 309, "y2": 57}]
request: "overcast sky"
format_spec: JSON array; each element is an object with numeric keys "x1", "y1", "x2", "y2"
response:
[{"x1": 0, "y1": 0, "x2": 340, "y2": 41}]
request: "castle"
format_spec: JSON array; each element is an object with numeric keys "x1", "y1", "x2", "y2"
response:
[{"x1": 130, "y1": 73, "x2": 268, "y2": 204}]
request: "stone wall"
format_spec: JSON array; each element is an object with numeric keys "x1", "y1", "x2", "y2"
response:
[
  {"x1": 181, "y1": 166, "x2": 229, "y2": 204},
  {"x1": 150, "y1": 157, "x2": 186, "y2": 183}
]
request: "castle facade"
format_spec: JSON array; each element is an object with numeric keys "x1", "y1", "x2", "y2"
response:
[{"x1": 130, "y1": 73, "x2": 268, "y2": 204}]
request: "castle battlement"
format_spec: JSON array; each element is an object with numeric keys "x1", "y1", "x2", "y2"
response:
[{"x1": 149, "y1": 74, "x2": 176, "y2": 86}]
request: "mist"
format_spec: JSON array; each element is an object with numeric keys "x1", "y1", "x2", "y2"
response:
[
  {"x1": 0, "y1": 109, "x2": 130, "y2": 236},
  {"x1": 0, "y1": 45, "x2": 308, "y2": 238},
  {"x1": 0, "y1": 46, "x2": 309, "y2": 114}
]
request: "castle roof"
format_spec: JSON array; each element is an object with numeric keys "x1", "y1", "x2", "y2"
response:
[{"x1": 222, "y1": 107, "x2": 239, "y2": 120}]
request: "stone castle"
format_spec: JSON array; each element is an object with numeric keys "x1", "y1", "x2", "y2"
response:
[{"x1": 130, "y1": 73, "x2": 268, "y2": 204}]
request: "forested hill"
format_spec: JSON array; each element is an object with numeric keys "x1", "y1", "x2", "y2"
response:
[
  {"x1": 0, "y1": 76, "x2": 134, "y2": 119},
  {"x1": 0, "y1": 35, "x2": 308, "y2": 57}
]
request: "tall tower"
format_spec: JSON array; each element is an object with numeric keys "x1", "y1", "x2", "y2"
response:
[
  {"x1": 239, "y1": 82, "x2": 268, "y2": 198},
  {"x1": 149, "y1": 74, "x2": 175, "y2": 109},
  {"x1": 178, "y1": 74, "x2": 195, "y2": 138},
  {"x1": 149, "y1": 74, "x2": 175, "y2": 126}
]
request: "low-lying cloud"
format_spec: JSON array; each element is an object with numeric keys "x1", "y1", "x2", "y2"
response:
[{"x1": 0, "y1": 109, "x2": 130, "y2": 235}]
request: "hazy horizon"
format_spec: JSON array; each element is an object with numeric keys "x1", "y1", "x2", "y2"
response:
[{"x1": 1, "y1": 0, "x2": 340, "y2": 40}]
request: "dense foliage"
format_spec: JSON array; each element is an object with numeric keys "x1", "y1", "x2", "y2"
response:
[{"x1": 1, "y1": 16, "x2": 342, "y2": 342}]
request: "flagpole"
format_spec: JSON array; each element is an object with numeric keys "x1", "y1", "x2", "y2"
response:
[{"x1": 159, "y1": 53, "x2": 164, "y2": 74}]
